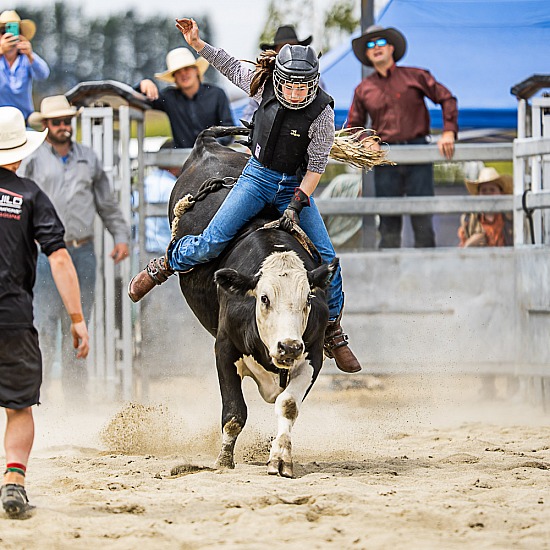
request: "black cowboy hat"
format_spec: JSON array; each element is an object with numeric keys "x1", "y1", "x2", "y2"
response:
[
  {"x1": 351, "y1": 25, "x2": 407, "y2": 67},
  {"x1": 260, "y1": 25, "x2": 313, "y2": 51}
]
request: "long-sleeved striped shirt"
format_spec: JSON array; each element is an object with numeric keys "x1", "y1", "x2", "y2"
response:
[{"x1": 199, "y1": 43, "x2": 334, "y2": 174}]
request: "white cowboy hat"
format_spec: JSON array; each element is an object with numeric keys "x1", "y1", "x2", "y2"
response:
[
  {"x1": 28, "y1": 95, "x2": 80, "y2": 126},
  {"x1": 465, "y1": 166, "x2": 513, "y2": 195},
  {"x1": 0, "y1": 10, "x2": 36, "y2": 41},
  {"x1": 0, "y1": 107, "x2": 47, "y2": 165},
  {"x1": 154, "y1": 48, "x2": 209, "y2": 83}
]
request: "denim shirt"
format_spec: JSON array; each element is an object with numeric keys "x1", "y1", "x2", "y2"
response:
[{"x1": 0, "y1": 52, "x2": 50, "y2": 120}]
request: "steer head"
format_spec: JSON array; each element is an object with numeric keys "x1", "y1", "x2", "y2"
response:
[{"x1": 215, "y1": 252, "x2": 338, "y2": 369}]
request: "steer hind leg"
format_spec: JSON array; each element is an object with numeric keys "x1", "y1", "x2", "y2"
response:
[{"x1": 214, "y1": 337, "x2": 247, "y2": 470}]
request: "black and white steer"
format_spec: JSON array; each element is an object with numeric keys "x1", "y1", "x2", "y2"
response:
[{"x1": 168, "y1": 126, "x2": 336, "y2": 477}]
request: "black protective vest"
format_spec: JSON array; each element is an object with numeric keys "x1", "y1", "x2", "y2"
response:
[{"x1": 250, "y1": 80, "x2": 334, "y2": 175}]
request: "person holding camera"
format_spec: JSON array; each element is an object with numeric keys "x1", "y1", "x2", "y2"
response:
[{"x1": 0, "y1": 10, "x2": 49, "y2": 122}]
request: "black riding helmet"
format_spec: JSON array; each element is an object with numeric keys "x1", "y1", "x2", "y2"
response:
[{"x1": 273, "y1": 44, "x2": 320, "y2": 110}]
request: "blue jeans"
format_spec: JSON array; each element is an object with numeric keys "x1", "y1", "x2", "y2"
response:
[
  {"x1": 169, "y1": 157, "x2": 343, "y2": 319},
  {"x1": 34, "y1": 241, "x2": 96, "y2": 398},
  {"x1": 374, "y1": 159, "x2": 436, "y2": 249}
]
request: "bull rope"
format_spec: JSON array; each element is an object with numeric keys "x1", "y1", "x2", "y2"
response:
[
  {"x1": 171, "y1": 176, "x2": 236, "y2": 239},
  {"x1": 260, "y1": 219, "x2": 323, "y2": 265}
]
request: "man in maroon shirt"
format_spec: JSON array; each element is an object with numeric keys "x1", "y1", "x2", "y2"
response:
[{"x1": 347, "y1": 25, "x2": 458, "y2": 248}]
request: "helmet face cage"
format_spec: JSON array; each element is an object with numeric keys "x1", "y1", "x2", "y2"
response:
[{"x1": 273, "y1": 44, "x2": 320, "y2": 110}]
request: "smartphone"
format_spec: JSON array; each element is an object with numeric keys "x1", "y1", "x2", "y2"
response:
[{"x1": 4, "y1": 22, "x2": 19, "y2": 37}]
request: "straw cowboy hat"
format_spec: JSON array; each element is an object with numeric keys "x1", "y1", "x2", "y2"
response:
[
  {"x1": 28, "y1": 95, "x2": 80, "y2": 126},
  {"x1": 154, "y1": 48, "x2": 209, "y2": 83},
  {"x1": 352, "y1": 25, "x2": 407, "y2": 67},
  {"x1": 0, "y1": 106, "x2": 47, "y2": 165},
  {"x1": 465, "y1": 166, "x2": 513, "y2": 195},
  {"x1": 260, "y1": 25, "x2": 312, "y2": 51},
  {"x1": 0, "y1": 10, "x2": 36, "y2": 41}
]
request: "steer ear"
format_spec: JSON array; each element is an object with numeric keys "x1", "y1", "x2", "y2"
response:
[
  {"x1": 214, "y1": 268, "x2": 258, "y2": 296},
  {"x1": 308, "y1": 257, "x2": 339, "y2": 290}
]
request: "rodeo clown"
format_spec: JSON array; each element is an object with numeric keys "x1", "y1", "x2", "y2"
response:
[{"x1": 129, "y1": 17, "x2": 361, "y2": 374}]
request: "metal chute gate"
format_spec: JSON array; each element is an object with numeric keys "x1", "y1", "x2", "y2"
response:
[
  {"x1": 66, "y1": 81, "x2": 149, "y2": 401},
  {"x1": 63, "y1": 76, "x2": 550, "y2": 407}
]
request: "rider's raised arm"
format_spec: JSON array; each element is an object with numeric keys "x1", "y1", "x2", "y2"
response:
[{"x1": 176, "y1": 17, "x2": 259, "y2": 103}]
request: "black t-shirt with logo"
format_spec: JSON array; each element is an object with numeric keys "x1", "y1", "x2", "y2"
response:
[{"x1": 0, "y1": 167, "x2": 66, "y2": 328}]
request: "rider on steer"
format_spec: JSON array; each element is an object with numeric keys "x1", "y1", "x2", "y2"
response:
[{"x1": 129, "y1": 17, "x2": 361, "y2": 374}]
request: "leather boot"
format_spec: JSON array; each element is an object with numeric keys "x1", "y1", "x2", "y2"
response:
[
  {"x1": 128, "y1": 256, "x2": 174, "y2": 303},
  {"x1": 324, "y1": 315, "x2": 362, "y2": 373}
]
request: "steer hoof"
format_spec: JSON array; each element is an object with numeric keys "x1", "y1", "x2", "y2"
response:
[
  {"x1": 280, "y1": 462, "x2": 294, "y2": 478},
  {"x1": 267, "y1": 459, "x2": 280, "y2": 476},
  {"x1": 214, "y1": 452, "x2": 235, "y2": 470},
  {"x1": 266, "y1": 459, "x2": 294, "y2": 478}
]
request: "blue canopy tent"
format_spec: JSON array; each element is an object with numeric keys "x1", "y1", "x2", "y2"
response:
[{"x1": 319, "y1": 0, "x2": 550, "y2": 130}]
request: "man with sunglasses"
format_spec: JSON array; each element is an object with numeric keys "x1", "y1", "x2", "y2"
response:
[
  {"x1": 348, "y1": 25, "x2": 458, "y2": 249},
  {"x1": 18, "y1": 95, "x2": 130, "y2": 403}
]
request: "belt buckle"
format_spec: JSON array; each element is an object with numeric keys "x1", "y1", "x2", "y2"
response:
[{"x1": 67, "y1": 238, "x2": 87, "y2": 249}]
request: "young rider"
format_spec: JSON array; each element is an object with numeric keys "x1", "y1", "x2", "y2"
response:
[{"x1": 129, "y1": 17, "x2": 361, "y2": 374}]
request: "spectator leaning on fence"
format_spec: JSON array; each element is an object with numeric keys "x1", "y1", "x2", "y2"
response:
[
  {"x1": 0, "y1": 10, "x2": 49, "y2": 122},
  {"x1": 18, "y1": 95, "x2": 130, "y2": 403},
  {"x1": 137, "y1": 47, "x2": 234, "y2": 148},
  {"x1": 458, "y1": 166, "x2": 513, "y2": 247},
  {"x1": 0, "y1": 106, "x2": 89, "y2": 519},
  {"x1": 347, "y1": 25, "x2": 458, "y2": 249}
]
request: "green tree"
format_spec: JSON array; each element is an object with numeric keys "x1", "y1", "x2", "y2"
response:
[
  {"x1": 17, "y1": 2, "x2": 212, "y2": 104},
  {"x1": 322, "y1": 0, "x2": 359, "y2": 51}
]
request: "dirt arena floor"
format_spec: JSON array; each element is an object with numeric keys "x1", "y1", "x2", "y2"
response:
[{"x1": 1, "y1": 371, "x2": 549, "y2": 549}]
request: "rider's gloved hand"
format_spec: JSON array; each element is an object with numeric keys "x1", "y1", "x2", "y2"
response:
[{"x1": 279, "y1": 188, "x2": 310, "y2": 231}]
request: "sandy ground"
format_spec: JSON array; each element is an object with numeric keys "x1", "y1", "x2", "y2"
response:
[{"x1": 1, "y1": 371, "x2": 550, "y2": 550}]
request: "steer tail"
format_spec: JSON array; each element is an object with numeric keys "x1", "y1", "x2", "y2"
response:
[{"x1": 200, "y1": 126, "x2": 251, "y2": 140}]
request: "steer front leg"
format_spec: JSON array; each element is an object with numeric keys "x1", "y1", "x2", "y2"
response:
[
  {"x1": 214, "y1": 335, "x2": 247, "y2": 470},
  {"x1": 215, "y1": 417, "x2": 242, "y2": 469},
  {"x1": 267, "y1": 359, "x2": 314, "y2": 478}
]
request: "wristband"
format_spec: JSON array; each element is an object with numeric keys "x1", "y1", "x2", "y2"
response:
[
  {"x1": 293, "y1": 188, "x2": 310, "y2": 207},
  {"x1": 70, "y1": 313, "x2": 84, "y2": 324}
]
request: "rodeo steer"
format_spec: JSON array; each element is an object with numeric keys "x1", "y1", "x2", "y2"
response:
[{"x1": 131, "y1": 127, "x2": 338, "y2": 477}]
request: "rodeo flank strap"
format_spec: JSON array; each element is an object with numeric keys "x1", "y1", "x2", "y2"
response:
[{"x1": 171, "y1": 177, "x2": 237, "y2": 240}]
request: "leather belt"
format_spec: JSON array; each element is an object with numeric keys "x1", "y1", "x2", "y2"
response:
[
  {"x1": 65, "y1": 237, "x2": 93, "y2": 248},
  {"x1": 387, "y1": 136, "x2": 429, "y2": 145}
]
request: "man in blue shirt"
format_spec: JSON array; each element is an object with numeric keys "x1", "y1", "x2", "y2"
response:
[
  {"x1": 138, "y1": 47, "x2": 234, "y2": 148},
  {"x1": 0, "y1": 11, "x2": 49, "y2": 121}
]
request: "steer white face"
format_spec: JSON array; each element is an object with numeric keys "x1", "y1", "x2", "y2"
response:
[{"x1": 253, "y1": 252, "x2": 312, "y2": 369}]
